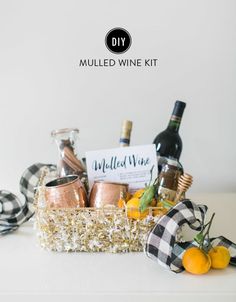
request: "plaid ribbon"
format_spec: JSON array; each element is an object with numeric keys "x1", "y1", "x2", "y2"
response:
[
  {"x1": 0, "y1": 163, "x2": 56, "y2": 235},
  {"x1": 145, "y1": 199, "x2": 236, "y2": 272}
]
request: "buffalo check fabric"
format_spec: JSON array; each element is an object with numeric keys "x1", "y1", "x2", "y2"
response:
[
  {"x1": 0, "y1": 163, "x2": 56, "y2": 235},
  {"x1": 145, "y1": 199, "x2": 236, "y2": 272}
]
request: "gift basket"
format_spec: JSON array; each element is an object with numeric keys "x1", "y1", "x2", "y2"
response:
[
  {"x1": 34, "y1": 102, "x2": 190, "y2": 253},
  {"x1": 34, "y1": 163, "x2": 170, "y2": 252},
  {"x1": 2, "y1": 100, "x2": 235, "y2": 274},
  {"x1": 35, "y1": 189, "x2": 162, "y2": 253},
  {"x1": 34, "y1": 170, "x2": 187, "y2": 253}
]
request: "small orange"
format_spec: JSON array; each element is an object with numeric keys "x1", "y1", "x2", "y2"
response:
[
  {"x1": 133, "y1": 189, "x2": 145, "y2": 199},
  {"x1": 126, "y1": 197, "x2": 148, "y2": 220},
  {"x1": 182, "y1": 247, "x2": 211, "y2": 275},
  {"x1": 208, "y1": 246, "x2": 230, "y2": 269},
  {"x1": 117, "y1": 198, "x2": 126, "y2": 209}
]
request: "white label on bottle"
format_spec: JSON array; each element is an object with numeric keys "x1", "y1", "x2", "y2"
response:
[{"x1": 158, "y1": 186, "x2": 176, "y2": 201}]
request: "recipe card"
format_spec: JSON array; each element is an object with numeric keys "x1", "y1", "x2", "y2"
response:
[{"x1": 86, "y1": 144, "x2": 157, "y2": 193}]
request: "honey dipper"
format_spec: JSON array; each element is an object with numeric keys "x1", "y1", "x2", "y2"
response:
[{"x1": 174, "y1": 173, "x2": 193, "y2": 203}]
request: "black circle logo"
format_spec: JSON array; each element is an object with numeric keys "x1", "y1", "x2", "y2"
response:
[{"x1": 105, "y1": 28, "x2": 132, "y2": 54}]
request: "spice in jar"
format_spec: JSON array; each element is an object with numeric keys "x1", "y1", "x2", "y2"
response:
[{"x1": 157, "y1": 157, "x2": 183, "y2": 202}]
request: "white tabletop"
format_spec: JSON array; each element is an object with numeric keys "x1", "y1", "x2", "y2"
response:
[{"x1": 1, "y1": 193, "x2": 236, "y2": 302}]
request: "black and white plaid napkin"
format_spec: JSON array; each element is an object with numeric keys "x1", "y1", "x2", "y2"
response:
[
  {"x1": 0, "y1": 163, "x2": 56, "y2": 235},
  {"x1": 145, "y1": 199, "x2": 236, "y2": 272}
]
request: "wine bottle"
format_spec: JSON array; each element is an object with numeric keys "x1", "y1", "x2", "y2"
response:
[
  {"x1": 119, "y1": 120, "x2": 133, "y2": 147},
  {"x1": 153, "y1": 101, "x2": 186, "y2": 160}
]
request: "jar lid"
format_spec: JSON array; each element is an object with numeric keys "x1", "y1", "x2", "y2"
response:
[{"x1": 51, "y1": 128, "x2": 79, "y2": 137}]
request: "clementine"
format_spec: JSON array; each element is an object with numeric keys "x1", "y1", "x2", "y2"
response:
[
  {"x1": 133, "y1": 189, "x2": 145, "y2": 199},
  {"x1": 182, "y1": 247, "x2": 211, "y2": 275},
  {"x1": 126, "y1": 197, "x2": 148, "y2": 220},
  {"x1": 208, "y1": 246, "x2": 230, "y2": 269},
  {"x1": 117, "y1": 198, "x2": 126, "y2": 209}
]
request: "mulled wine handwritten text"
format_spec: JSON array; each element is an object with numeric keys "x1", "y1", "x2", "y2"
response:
[{"x1": 92, "y1": 155, "x2": 150, "y2": 173}]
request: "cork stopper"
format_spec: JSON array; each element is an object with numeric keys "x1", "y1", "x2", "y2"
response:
[
  {"x1": 122, "y1": 120, "x2": 133, "y2": 131},
  {"x1": 120, "y1": 120, "x2": 133, "y2": 147}
]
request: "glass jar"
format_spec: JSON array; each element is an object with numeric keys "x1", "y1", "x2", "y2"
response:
[
  {"x1": 157, "y1": 157, "x2": 183, "y2": 202},
  {"x1": 51, "y1": 128, "x2": 88, "y2": 192}
]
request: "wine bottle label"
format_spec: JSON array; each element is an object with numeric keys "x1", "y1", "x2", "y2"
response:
[
  {"x1": 170, "y1": 115, "x2": 181, "y2": 122},
  {"x1": 158, "y1": 186, "x2": 177, "y2": 201},
  {"x1": 168, "y1": 115, "x2": 181, "y2": 131}
]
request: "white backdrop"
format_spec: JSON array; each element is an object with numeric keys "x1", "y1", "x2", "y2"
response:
[{"x1": 0, "y1": 0, "x2": 235, "y2": 194}]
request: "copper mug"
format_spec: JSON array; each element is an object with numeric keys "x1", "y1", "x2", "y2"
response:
[
  {"x1": 89, "y1": 181, "x2": 128, "y2": 208},
  {"x1": 45, "y1": 175, "x2": 87, "y2": 208}
]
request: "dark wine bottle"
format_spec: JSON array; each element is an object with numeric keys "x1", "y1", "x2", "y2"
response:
[{"x1": 153, "y1": 101, "x2": 186, "y2": 161}]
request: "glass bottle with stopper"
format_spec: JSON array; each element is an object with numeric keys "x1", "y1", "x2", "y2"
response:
[{"x1": 51, "y1": 128, "x2": 88, "y2": 192}]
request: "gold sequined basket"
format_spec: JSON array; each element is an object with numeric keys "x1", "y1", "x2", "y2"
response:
[
  {"x1": 34, "y1": 205, "x2": 163, "y2": 252},
  {"x1": 34, "y1": 169, "x2": 166, "y2": 253}
]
